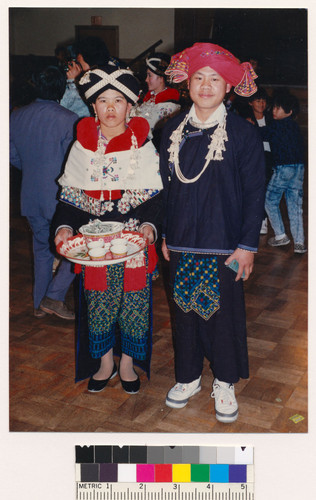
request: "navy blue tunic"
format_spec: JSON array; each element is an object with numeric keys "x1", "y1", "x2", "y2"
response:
[{"x1": 160, "y1": 111, "x2": 266, "y2": 254}]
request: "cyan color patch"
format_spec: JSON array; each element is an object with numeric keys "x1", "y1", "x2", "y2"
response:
[{"x1": 210, "y1": 464, "x2": 229, "y2": 483}]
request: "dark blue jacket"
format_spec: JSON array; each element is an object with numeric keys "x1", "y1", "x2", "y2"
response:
[
  {"x1": 10, "y1": 99, "x2": 78, "y2": 219},
  {"x1": 160, "y1": 110, "x2": 266, "y2": 254},
  {"x1": 260, "y1": 116, "x2": 304, "y2": 167}
]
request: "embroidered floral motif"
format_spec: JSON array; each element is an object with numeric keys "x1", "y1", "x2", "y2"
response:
[
  {"x1": 59, "y1": 186, "x2": 159, "y2": 216},
  {"x1": 124, "y1": 218, "x2": 140, "y2": 232}
]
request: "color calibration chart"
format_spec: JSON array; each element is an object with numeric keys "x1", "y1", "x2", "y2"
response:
[{"x1": 75, "y1": 445, "x2": 254, "y2": 499}]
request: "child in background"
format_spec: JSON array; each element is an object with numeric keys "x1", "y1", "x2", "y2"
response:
[
  {"x1": 247, "y1": 87, "x2": 273, "y2": 235},
  {"x1": 261, "y1": 89, "x2": 307, "y2": 253}
]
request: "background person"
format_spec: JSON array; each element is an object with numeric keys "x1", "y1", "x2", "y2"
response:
[
  {"x1": 59, "y1": 36, "x2": 112, "y2": 117},
  {"x1": 261, "y1": 88, "x2": 307, "y2": 253},
  {"x1": 10, "y1": 66, "x2": 78, "y2": 319},
  {"x1": 246, "y1": 87, "x2": 273, "y2": 235},
  {"x1": 130, "y1": 52, "x2": 180, "y2": 149}
]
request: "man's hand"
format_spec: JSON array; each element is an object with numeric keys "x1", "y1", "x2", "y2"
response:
[
  {"x1": 225, "y1": 248, "x2": 254, "y2": 281},
  {"x1": 161, "y1": 238, "x2": 170, "y2": 261},
  {"x1": 55, "y1": 227, "x2": 73, "y2": 247}
]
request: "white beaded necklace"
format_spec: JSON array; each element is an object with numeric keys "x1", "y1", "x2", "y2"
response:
[{"x1": 168, "y1": 107, "x2": 228, "y2": 184}]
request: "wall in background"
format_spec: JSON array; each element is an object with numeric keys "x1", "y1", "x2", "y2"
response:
[{"x1": 9, "y1": 8, "x2": 175, "y2": 59}]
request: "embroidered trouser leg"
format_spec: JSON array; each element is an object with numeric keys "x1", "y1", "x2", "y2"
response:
[
  {"x1": 118, "y1": 285, "x2": 150, "y2": 360},
  {"x1": 84, "y1": 263, "x2": 150, "y2": 360},
  {"x1": 170, "y1": 253, "x2": 249, "y2": 384}
]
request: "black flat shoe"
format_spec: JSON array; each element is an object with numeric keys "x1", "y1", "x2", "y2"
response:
[
  {"x1": 88, "y1": 363, "x2": 118, "y2": 393},
  {"x1": 119, "y1": 370, "x2": 140, "y2": 394}
]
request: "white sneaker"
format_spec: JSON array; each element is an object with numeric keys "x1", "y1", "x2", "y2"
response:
[
  {"x1": 211, "y1": 379, "x2": 239, "y2": 423},
  {"x1": 166, "y1": 377, "x2": 201, "y2": 409},
  {"x1": 294, "y1": 243, "x2": 307, "y2": 254},
  {"x1": 268, "y1": 235, "x2": 290, "y2": 247},
  {"x1": 260, "y1": 218, "x2": 268, "y2": 235}
]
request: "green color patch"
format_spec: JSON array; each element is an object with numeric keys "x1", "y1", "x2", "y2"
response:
[{"x1": 191, "y1": 464, "x2": 210, "y2": 482}]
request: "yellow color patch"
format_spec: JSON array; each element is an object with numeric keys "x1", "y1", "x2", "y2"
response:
[{"x1": 172, "y1": 464, "x2": 191, "y2": 482}]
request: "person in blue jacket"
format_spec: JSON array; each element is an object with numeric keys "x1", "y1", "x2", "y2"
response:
[
  {"x1": 10, "y1": 66, "x2": 78, "y2": 319},
  {"x1": 160, "y1": 42, "x2": 265, "y2": 423},
  {"x1": 260, "y1": 89, "x2": 306, "y2": 253}
]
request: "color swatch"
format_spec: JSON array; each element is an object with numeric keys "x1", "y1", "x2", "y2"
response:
[{"x1": 75, "y1": 445, "x2": 254, "y2": 484}]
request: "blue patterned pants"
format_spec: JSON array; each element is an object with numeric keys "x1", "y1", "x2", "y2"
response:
[{"x1": 83, "y1": 263, "x2": 150, "y2": 360}]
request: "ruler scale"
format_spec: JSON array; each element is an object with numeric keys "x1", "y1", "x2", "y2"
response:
[{"x1": 76, "y1": 483, "x2": 254, "y2": 500}]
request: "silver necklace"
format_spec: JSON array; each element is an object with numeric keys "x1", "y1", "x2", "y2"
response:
[{"x1": 168, "y1": 111, "x2": 228, "y2": 184}]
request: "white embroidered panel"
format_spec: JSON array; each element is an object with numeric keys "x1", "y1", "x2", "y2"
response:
[{"x1": 59, "y1": 141, "x2": 162, "y2": 191}]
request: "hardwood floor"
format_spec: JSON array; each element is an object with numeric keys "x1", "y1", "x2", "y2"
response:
[{"x1": 9, "y1": 171, "x2": 308, "y2": 433}]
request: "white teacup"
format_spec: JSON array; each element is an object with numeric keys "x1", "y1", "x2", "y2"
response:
[
  {"x1": 111, "y1": 244, "x2": 128, "y2": 258},
  {"x1": 88, "y1": 247, "x2": 106, "y2": 261},
  {"x1": 111, "y1": 238, "x2": 128, "y2": 247},
  {"x1": 87, "y1": 239, "x2": 104, "y2": 250}
]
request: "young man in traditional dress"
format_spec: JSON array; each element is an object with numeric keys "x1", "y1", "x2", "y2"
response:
[{"x1": 160, "y1": 43, "x2": 265, "y2": 423}]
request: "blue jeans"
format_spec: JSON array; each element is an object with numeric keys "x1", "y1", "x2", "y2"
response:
[
  {"x1": 27, "y1": 215, "x2": 75, "y2": 309},
  {"x1": 265, "y1": 164, "x2": 305, "y2": 245}
]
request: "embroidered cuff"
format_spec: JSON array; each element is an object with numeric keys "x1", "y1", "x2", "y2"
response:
[
  {"x1": 55, "y1": 225, "x2": 74, "y2": 236},
  {"x1": 237, "y1": 244, "x2": 257, "y2": 253}
]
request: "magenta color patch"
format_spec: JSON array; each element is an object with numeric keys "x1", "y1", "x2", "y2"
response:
[{"x1": 137, "y1": 464, "x2": 155, "y2": 482}]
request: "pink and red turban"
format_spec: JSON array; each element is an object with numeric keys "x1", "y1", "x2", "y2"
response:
[{"x1": 165, "y1": 43, "x2": 258, "y2": 97}]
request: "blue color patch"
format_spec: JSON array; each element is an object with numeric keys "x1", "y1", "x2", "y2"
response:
[{"x1": 210, "y1": 464, "x2": 229, "y2": 482}]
